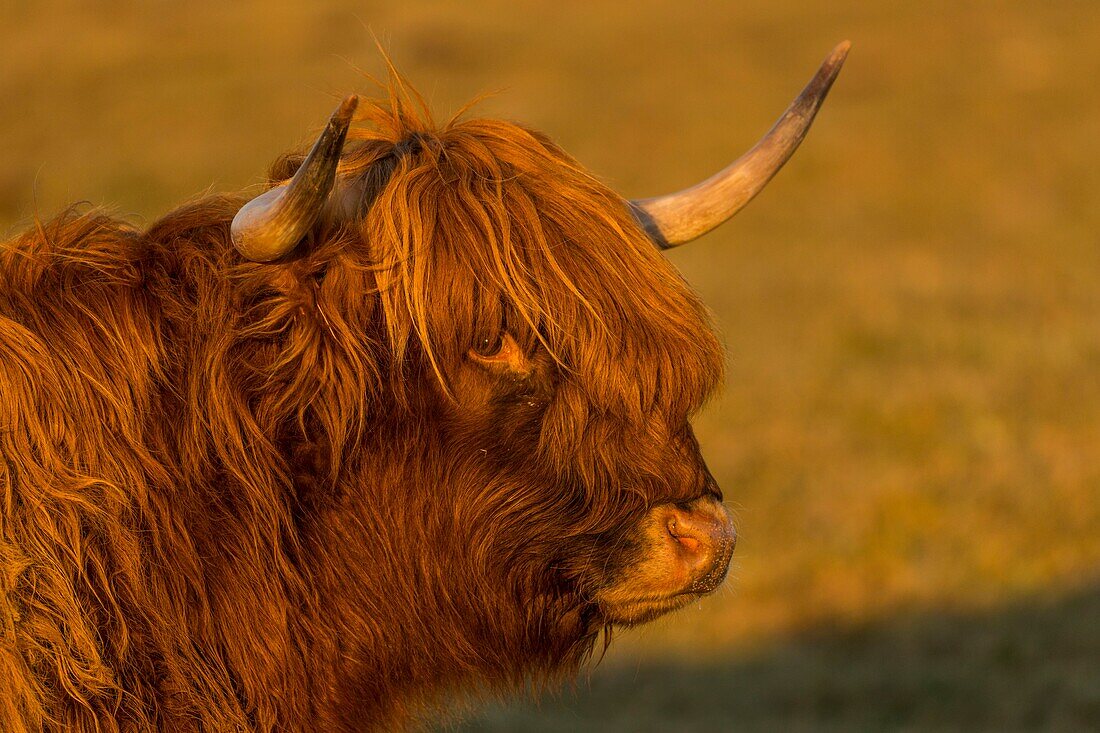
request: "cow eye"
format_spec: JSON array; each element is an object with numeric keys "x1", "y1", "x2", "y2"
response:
[
  {"x1": 468, "y1": 332, "x2": 533, "y2": 376},
  {"x1": 473, "y1": 332, "x2": 505, "y2": 358}
]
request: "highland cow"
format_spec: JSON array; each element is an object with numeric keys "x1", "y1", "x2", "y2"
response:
[{"x1": 0, "y1": 43, "x2": 848, "y2": 731}]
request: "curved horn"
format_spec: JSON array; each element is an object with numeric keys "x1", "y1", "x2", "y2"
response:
[
  {"x1": 631, "y1": 41, "x2": 850, "y2": 249},
  {"x1": 231, "y1": 95, "x2": 359, "y2": 262}
]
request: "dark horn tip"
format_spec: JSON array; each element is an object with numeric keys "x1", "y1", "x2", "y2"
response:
[
  {"x1": 827, "y1": 40, "x2": 849, "y2": 76},
  {"x1": 797, "y1": 40, "x2": 851, "y2": 111},
  {"x1": 335, "y1": 94, "x2": 360, "y2": 123},
  {"x1": 822, "y1": 41, "x2": 852, "y2": 78}
]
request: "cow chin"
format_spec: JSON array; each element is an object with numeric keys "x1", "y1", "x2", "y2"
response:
[{"x1": 595, "y1": 496, "x2": 736, "y2": 626}]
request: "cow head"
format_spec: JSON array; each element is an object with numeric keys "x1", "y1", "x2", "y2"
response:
[{"x1": 226, "y1": 43, "x2": 847, "y2": 684}]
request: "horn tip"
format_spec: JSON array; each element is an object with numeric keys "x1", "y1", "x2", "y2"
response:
[
  {"x1": 336, "y1": 94, "x2": 360, "y2": 122},
  {"x1": 829, "y1": 40, "x2": 852, "y2": 67},
  {"x1": 810, "y1": 41, "x2": 851, "y2": 94}
]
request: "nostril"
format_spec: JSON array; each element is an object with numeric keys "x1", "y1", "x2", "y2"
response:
[
  {"x1": 675, "y1": 534, "x2": 702, "y2": 553},
  {"x1": 667, "y1": 517, "x2": 704, "y2": 554}
]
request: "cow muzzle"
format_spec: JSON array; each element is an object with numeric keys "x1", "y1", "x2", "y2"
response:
[
  {"x1": 596, "y1": 495, "x2": 736, "y2": 625},
  {"x1": 663, "y1": 497, "x2": 737, "y2": 595}
]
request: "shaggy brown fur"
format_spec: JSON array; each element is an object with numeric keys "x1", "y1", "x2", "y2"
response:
[{"x1": 0, "y1": 79, "x2": 724, "y2": 731}]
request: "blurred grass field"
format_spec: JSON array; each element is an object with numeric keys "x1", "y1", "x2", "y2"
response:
[{"x1": 2, "y1": 1, "x2": 1099, "y2": 730}]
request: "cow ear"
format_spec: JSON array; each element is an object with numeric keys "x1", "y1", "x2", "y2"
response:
[{"x1": 468, "y1": 332, "x2": 533, "y2": 376}]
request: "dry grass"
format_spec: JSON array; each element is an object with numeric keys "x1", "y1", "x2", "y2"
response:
[{"x1": 2, "y1": 1, "x2": 1098, "y2": 729}]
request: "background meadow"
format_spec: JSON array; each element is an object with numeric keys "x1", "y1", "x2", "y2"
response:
[{"x1": 2, "y1": 1, "x2": 1097, "y2": 729}]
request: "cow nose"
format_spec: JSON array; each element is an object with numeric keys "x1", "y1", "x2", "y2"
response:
[{"x1": 665, "y1": 497, "x2": 736, "y2": 592}]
